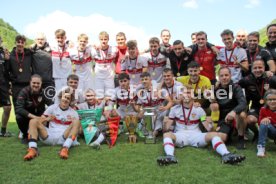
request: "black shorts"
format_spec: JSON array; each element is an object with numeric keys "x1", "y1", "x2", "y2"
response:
[
  {"x1": 216, "y1": 120, "x2": 234, "y2": 136},
  {"x1": 247, "y1": 108, "x2": 260, "y2": 119},
  {"x1": 0, "y1": 83, "x2": 11, "y2": 107}
]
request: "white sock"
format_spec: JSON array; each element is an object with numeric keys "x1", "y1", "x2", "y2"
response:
[
  {"x1": 163, "y1": 137, "x2": 174, "y2": 156},
  {"x1": 63, "y1": 137, "x2": 73, "y2": 148},
  {"x1": 212, "y1": 136, "x2": 230, "y2": 156},
  {"x1": 93, "y1": 133, "x2": 105, "y2": 144},
  {"x1": 28, "y1": 141, "x2": 37, "y2": 149}
]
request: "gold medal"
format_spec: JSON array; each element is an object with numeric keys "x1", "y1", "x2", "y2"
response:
[
  {"x1": 19, "y1": 68, "x2": 23, "y2": 72},
  {"x1": 260, "y1": 99, "x2": 264, "y2": 104},
  {"x1": 152, "y1": 72, "x2": 156, "y2": 76},
  {"x1": 200, "y1": 67, "x2": 203, "y2": 71},
  {"x1": 177, "y1": 72, "x2": 180, "y2": 77}
]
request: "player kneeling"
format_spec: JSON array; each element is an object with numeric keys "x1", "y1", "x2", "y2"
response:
[
  {"x1": 157, "y1": 85, "x2": 245, "y2": 166},
  {"x1": 23, "y1": 87, "x2": 80, "y2": 161}
]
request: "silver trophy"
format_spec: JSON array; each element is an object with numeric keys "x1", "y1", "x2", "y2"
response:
[{"x1": 142, "y1": 107, "x2": 157, "y2": 144}]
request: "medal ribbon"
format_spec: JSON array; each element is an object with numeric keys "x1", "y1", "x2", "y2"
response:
[
  {"x1": 225, "y1": 46, "x2": 236, "y2": 65},
  {"x1": 181, "y1": 103, "x2": 193, "y2": 125},
  {"x1": 15, "y1": 51, "x2": 25, "y2": 69}
]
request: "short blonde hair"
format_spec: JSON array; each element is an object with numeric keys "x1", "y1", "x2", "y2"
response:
[
  {"x1": 78, "y1": 33, "x2": 89, "y2": 41},
  {"x1": 99, "y1": 31, "x2": 109, "y2": 39}
]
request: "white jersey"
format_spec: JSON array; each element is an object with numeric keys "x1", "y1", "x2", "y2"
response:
[
  {"x1": 51, "y1": 44, "x2": 72, "y2": 79},
  {"x1": 54, "y1": 88, "x2": 85, "y2": 105},
  {"x1": 43, "y1": 104, "x2": 79, "y2": 130},
  {"x1": 136, "y1": 81, "x2": 164, "y2": 107},
  {"x1": 77, "y1": 100, "x2": 105, "y2": 110},
  {"x1": 161, "y1": 80, "x2": 183, "y2": 100},
  {"x1": 91, "y1": 46, "x2": 118, "y2": 79},
  {"x1": 121, "y1": 55, "x2": 148, "y2": 85},
  {"x1": 110, "y1": 86, "x2": 137, "y2": 117},
  {"x1": 143, "y1": 52, "x2": 168, "y2": 83},
  {"x1": 69, "y1": 46, "x2": 93, "y2": 81},
  {"x1": 217, "y1": 47, "x2": 247, "y2": 83},
  {"x1": 169, "y1": 104, "x2": 206, "y2": 132}
]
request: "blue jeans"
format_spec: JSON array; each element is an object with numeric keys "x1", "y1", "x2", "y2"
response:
[{"x1": 258, "y1": 124, "x2": 276, "y2": 147}]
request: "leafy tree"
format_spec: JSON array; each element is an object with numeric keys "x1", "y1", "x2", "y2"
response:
[
  {"x1": 0, "y1": 18, "x2": 33, "y2": 51},
  {"x1": 259, "y1": 19, "x2": 276, "y2": 46}
]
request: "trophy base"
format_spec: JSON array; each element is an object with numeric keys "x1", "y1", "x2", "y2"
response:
[
  {"x1": 144, "y1": 136, "x2": 156, "y2": 144},
  {"x1": 128, "y1": 135, "x2": 137, "y2": 143}
]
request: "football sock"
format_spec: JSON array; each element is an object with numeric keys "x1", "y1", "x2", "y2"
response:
[
  {"x1": 28, "y1": 139, "x2": 37, "y2": 149},
  {"x1": 93, "y1": 133, "x2": 105, "y2": 145},
  {"x1": 212, "y1": 136, "x2": 229, "y2": 156},
  {"x1": 63, "y1": 137, "x2": 73, "y2": 149},
  {"x1": 163, "y1": 137, "x2": 174, "y2": 156}
]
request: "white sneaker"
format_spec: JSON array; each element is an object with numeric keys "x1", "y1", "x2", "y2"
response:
[{"x1": 257, "y1": 145, "x2": 265, "y2": 157}]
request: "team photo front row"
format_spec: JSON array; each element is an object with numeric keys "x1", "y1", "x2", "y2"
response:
[{"x1": 8, "y1": 65, "x2": 276, "y2": 165}]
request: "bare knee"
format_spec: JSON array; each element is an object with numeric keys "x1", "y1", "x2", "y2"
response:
[
  {"x1": 218, "y1": 132, "x2": 227, "y2": 142},
  {"x1": 239, "y1": 112, "x2": 247, "y2": 122},
  {"x1": 29, "y1": 118, "x2": 40, "y2": 128},
  {"x1": 246, "y1": 116, "x2": 257, "y2": 125},
  {"x1": 163, "y1": 132, "x2": 174, "y2": 139}
]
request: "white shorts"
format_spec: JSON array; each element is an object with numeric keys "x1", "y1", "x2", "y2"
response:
[
  {"x1": 174, "y1": 130, "x2": 207, "y2": 148},
  {"x1": 40, "y1": 127, "x2": 66, "y2": 146}
]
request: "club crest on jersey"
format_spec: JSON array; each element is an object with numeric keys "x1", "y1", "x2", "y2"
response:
[
  {"x1": 191, "y1": 113, "x2": 196, "y2": 119},
  {"x1": 207, "y1": 51, "x2": 211, "y2": 54}
]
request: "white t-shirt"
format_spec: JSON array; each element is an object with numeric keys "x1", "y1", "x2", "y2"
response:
[
  {"x1": 110, "y1": 86, "x2": 137, "y2": 115},
  {"x1": 169, "y1": 104, "x2": 205, "y2": 132},
  {"x1": 77, "y1": 100, "x2": 105, "y2": 110},
  {"x1": 143, "y1": 52, "x2": 168, "y2": 83},
  {"x1": 217, "y1": 47, "x2": 247, "y2": 83},
  {"x1": 51, "y1": 44, "x2": 72, "y2": 79},
  {"x1": 160, "y1": 80, "x2": 183, "y2": 100},
  {"x1": 136, "y1": 81, "x2": 164, "y2": 107},
  {"x1": 53, "y1": 88, "x2": 85, "y2": 105},
  {"x1": 121, "y1": 55, "x2": 148, "y2": 85},
  {"x1": 69, "y1": 46, "x2": 93, "y2": 81},
  {"x1": 43, "y1": 104, "x2": 79, "y2": 130},
  {"x1": 91, "y1": 46, "x2": 118, "y2": 79}
]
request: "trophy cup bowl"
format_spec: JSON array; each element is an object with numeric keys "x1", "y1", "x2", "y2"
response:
[
  {"x1": 125, "y1": 115, "x2": 138, "y2": 143},
  {"x1": 143, "y1": 107, "x2": 157, "y2": 144}
]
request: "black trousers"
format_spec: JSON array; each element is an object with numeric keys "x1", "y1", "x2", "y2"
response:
[{"x1": 16, "y1": 114, "x2": 30, "y2": 139}]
